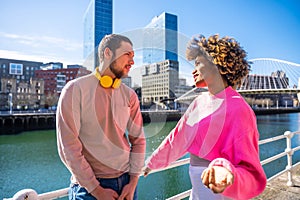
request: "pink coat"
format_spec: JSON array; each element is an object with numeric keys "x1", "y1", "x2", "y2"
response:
[{"x1": 146, "y1": 87, "x2": 267, "y2": 200}]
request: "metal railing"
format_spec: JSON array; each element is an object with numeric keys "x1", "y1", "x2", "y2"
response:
[
  {"x1": 166, "y1": 130, "x2": 300, "y2": 200},
  {"x1": 7, "y1": 130, "x2": 300, "y2": 200}
]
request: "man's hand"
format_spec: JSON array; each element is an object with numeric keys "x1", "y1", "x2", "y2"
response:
[
  {"x1": 91, "y1": 185, "x2": 119, "y2": 200},
  {"x1": 118, "y1": 183, "x2": 134, "y2": 200},
  {"x1": 201, "y1": 166, "x2": 234, "y2": 194},
  {"x1": 143, "y1": 167, "x2": 152, "y2": 177},
  {"x1": 118, "y1": 175, "x2": 139, "y2": 200}
]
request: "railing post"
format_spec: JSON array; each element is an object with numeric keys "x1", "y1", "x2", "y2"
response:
[{"x1": 284, "y1": 131, "x2": 294, "y2": 186}]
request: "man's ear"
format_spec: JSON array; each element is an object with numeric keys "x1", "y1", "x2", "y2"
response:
[{"x1": 104, "y1": 47, "x2": 113, "y2": 59}]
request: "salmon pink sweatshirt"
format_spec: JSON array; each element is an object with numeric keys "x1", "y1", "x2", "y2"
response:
[
  {"x1": 146, "y1": 87, "x2": 267, "y2": 200},
  {"x1": 56, "y1": 73, "x2": 146, "y2": 193}
]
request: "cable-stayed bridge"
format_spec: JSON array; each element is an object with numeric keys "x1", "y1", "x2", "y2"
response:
[{"x1": 176, "y1": 58, "x2": 300, "y2": 104}]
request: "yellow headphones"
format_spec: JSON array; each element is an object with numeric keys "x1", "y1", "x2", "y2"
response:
[{"x1": 94, "y1": 67, "x2": 122, "y2": 89}]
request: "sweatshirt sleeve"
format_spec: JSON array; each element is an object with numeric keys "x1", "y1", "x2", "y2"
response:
[
  {"x1": 56, "y1": 82, "x2": 99, "y2": 193},
  {"x1": 127, "y1": 92, "x2": 146, "y2": 176},
  {"x1": 209, "y1": 110, "x2": 267, "y2": 199},
  {"x1": 146, "y1": 104, "x2": 199, "y2": 170}
]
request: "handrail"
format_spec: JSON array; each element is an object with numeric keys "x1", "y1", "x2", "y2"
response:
[
  {"x1": 6, "y1": 130, "x2": 300, "y2": 200},
  {"x1": 38, "y1": 188, "x2": 68, "y2": 200},
  {"x1": 168, "y1": 130, "x2": 300, "y2": 199},
  {"x1": 165, "y1": 189, "x2": 191, "y2": 200},
  {"x1": 21, "y1": 158, "x2": 191, "y2": 200}
]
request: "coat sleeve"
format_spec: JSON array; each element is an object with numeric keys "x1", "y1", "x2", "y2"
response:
[
  {"x1": 56, "y1": 82, "x2": 99, "y2": 193},
  {"x1": 209, "y1": 109, "x2": 267, "y2": 199}
]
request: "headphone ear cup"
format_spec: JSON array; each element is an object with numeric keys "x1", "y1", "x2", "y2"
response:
[
  {"x1": 100, "y1": 76, "x2": 113, "y2": 88},
  {"x1": 112, "y1": 78, "x2": 121, "y2": 89}
]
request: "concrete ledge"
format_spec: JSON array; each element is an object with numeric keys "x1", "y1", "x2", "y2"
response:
[{"x1": 253, "y1": 164, "x2": 300, "y2": 200}]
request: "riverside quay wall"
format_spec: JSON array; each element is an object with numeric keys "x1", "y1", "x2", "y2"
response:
[
  {"x1": 0, "y1": 112, "x2": 56, "y2": 134},
  {"x1": 1, "y1": 108, "x2": 300, "y2": 135},
  {"x1": 0, "y1": 110, "x2": 183, "y2": 135}
]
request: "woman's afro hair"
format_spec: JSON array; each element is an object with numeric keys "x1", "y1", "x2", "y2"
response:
[{"x1": 186, "y1": 34, "x2": 251, "y2": 87}]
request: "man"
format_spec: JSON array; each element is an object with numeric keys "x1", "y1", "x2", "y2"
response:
[{"x1": 56, "y1": 34, "x2": 146, "y2": 200}]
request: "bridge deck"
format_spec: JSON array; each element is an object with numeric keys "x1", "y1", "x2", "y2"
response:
[{"x1": 253, "y1": 164, "x2": 300, "y2": 200}]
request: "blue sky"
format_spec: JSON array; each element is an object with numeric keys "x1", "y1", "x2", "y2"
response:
[{"x1": 0, "y1": 0, "x2": 300, "y2": 85}]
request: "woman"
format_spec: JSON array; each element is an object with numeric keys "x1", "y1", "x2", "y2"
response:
[{"x1": 143, "y1": 34, "x2": 267, "y2": 200}]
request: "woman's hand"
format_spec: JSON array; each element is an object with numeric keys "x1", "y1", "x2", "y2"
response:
[
  {"x1": 143, "y1": 167, "x2": 152, "y2": 177},
  {"x1": 201, "y1": 166, "x2": 234, "y2": 193}
]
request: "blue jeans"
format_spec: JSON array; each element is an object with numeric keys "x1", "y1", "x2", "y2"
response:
[{"x1": 68, "y1": 173, "x2": 138, "y2": 200}]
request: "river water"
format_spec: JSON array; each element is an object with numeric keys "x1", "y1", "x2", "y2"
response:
[{"x1": 1, "y1": 113, "x2": 300, "y2": 199}]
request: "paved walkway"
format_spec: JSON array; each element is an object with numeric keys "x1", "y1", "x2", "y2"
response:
[{"x1": 253, "y1": 164, "x2": 300, "y2": 200}]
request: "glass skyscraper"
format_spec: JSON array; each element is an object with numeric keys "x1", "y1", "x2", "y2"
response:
[
  {"x1": 141, "y1": 12, "x2": 179, "y2": 107},
  {"x1": 143, "y1": 12, "x2": 178, "y2": 64},
  {"x1": 83, "y1": 0, "x2": 113, "y2": 70}
]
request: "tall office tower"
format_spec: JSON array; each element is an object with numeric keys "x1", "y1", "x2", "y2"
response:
[
  {"x1": 143, "y1": 12, "x2": 178, "y2": 64},
  {"x1": 83, "y1": 0, "x2": 113, "y2": 70},
  {"x1": 141, "y1": 12, "x2": 179, "y2": 108}
]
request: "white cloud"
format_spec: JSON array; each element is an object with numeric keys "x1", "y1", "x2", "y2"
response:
[{"x1": 0, "y1": 32, "x2": 82, "y2": 52}]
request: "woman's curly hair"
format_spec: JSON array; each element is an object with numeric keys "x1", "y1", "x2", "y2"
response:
[{"x1": 186, "y1": 34, "x2": 251, "y2": 87}]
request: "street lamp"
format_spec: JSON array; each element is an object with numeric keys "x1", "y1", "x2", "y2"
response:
[
  {"x1": 6, "y1": 81, "x2": 12, "y2": 114},
  {"x1": 8, "y1": 93, "x2": 13, "y2": 114},
  {"x1": 35, "y1": 83, "x2": 40, "y2": 110}
]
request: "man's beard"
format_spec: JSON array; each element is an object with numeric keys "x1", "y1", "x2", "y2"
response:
[{"x1": 109, "y1": 60, "x2": 124, "y2": 79}]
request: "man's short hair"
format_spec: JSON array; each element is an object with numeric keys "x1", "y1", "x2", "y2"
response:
[{"x1": 98, "y1": 34, "x2": 133, "y2": 60}]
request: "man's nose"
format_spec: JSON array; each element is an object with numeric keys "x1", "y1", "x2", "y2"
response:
[{"x1": 129, "y1": 59, "x2": 134, "y2": 65}]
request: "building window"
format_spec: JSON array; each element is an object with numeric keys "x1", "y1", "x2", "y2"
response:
[{"x1": 9, "y1": 63, "x2": 23, "y2": 75}]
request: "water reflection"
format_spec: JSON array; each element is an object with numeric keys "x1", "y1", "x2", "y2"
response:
[{"x1": 257, "y1": 113, "x2": 300, "y2": 178}]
